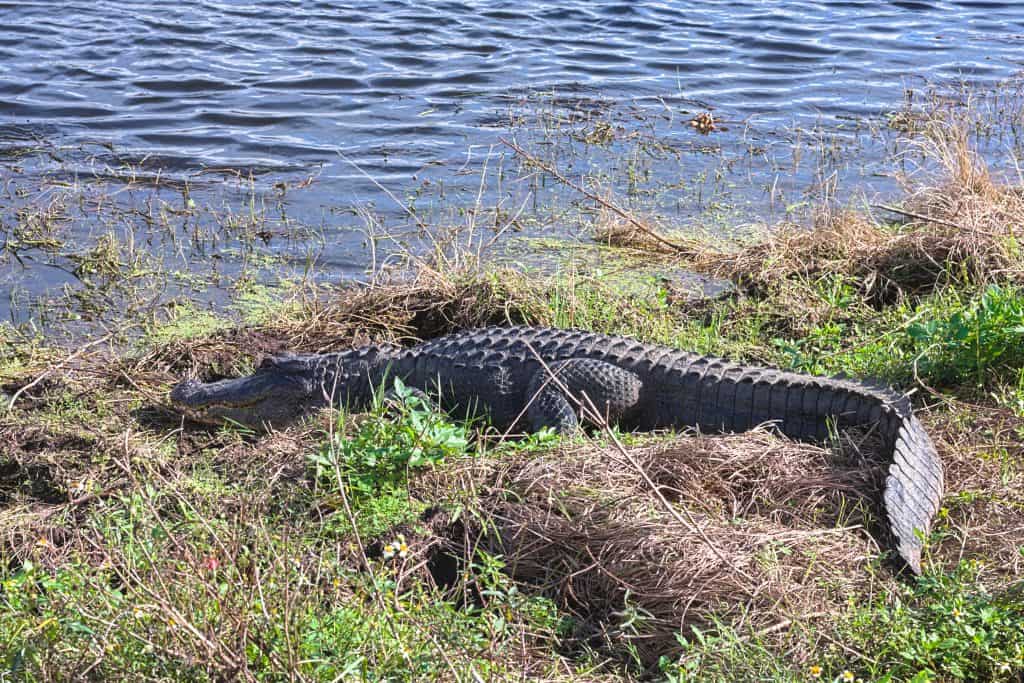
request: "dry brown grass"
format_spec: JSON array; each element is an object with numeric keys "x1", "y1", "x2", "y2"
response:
[
  {"x1": 922, "y1": 402, "x2": 1024, "y2": 582},
  {"x1": 592, "y1": 208, "x2": 682, "y2": 256},
  {"x1": 900, "y1": 120, "x2": 1024, "y2": 277},
  {"x1": 418, "y1": 430, "x2": 889, "y2": 668},
  {"x1": 132, "y1": 265, "x2": 542, "y2": 379},
  {"x1": 3, "y1": 304, "x2": 1022, "y2": 676},
  {"x1": 696, "y1": 204, "x2": 1019, "y2": 304},
  {"x1": 401, "y1": 391, "x2": 1024, "y2": 671},
  {"x1": 689, "y1": 120, "x2": 1024, "y2": 302}
]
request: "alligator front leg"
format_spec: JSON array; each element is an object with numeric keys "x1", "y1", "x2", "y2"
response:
[{"x1": 525, "y1": 359, "x2": 643, "y2": 434}]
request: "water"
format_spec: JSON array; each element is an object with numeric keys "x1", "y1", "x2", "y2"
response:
[{"x1": 1, "y1": 1, "x2": 1023, "y2": 329}]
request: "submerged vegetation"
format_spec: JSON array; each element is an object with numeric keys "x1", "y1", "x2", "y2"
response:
[{"x1": 1, "y1": 93, "x2": 1024, "y2": 681}]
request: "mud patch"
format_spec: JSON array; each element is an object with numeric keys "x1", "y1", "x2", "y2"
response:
[{"x1": 0, "y1": 459, "x2": 64, "y2": 505}]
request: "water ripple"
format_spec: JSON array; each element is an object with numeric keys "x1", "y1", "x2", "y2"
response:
[{"x1": 0, "y1": 0, "x2": 1021, "y2": 288}]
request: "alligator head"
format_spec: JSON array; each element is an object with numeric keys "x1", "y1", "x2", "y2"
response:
[{"x1": 169, "y1": 354, "x2": 323, "y2": 430}]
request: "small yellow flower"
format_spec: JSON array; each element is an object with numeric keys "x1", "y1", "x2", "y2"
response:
[
  {"x1": 809, "y1": 664, "x2": 823, "y2": 678},
  {"x1": 951, "y1": 608, "x2": 961, "y2": 618},
  {"x1": 166, "y1": 617, "x2": 176, "y2": 628},
  {"x1": 34, "y1": 537, "x2": 49, "y2": 548},
  {"x1": 397, "y1": 542, "x2": 409, "y2": 559},
  {"x1": 841, "y1": 671, "x2": 855, "y2": 683},
  {"x1": 133, "y1": 607, "x2": 146, "y2": 619},
  {"x1": 382, "y1": 543, "x2": 395, "y2": 560}
]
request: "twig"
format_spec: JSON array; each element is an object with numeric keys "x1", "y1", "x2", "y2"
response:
[
  {"x1": 36, "y1": 482, "x2": 127, "y2": 521},
  {"x1": 335, "y1": 148, "x2": 429, "y2": 232},
  {"x1": 754, "y1": 611, "x2": 826, "y2": 637},
  {"x1": 7, "y1": 333, "x2": 114, "y2": 411},
  {"x1": 871, "y1": 203, "x2": 967, "y2": 231},
  {"x1": 500, "y1": 137, "x2": 701, "y2": 256},
  {"x1": 592, "y1": 402, "x2": 758, "y2": 585}
]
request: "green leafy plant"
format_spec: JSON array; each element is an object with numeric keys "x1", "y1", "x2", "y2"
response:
[
  {"x1": 841, "y1": 561, "x2": 1024, "y2": 681},
  {"x1": 470, "y1": 551, "x2": 569, "y2": 641},
  {"x1": 309, "y1": 378, "x2": 470, "y2": 503},
  {"x1": 907, "y1": 285, "x2": 1024, "y2": 386}
]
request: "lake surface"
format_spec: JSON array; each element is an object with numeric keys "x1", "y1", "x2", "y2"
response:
[{"x1": 1, "y1": 1, "x2": 1023, "y2": 330}]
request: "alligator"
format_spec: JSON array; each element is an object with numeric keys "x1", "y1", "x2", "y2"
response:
[{"x1": 170, "y1": 325, "x2": 944, "y2": 573}]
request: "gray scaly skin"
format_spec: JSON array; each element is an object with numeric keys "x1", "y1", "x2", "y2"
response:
[{"x1": 170, "y1": 325, "x2": 944, "y2": 573}]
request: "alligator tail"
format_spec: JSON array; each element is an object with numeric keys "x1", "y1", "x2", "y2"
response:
[
  {"x1": 883, "y1": 408, "x2": 944, "y2": 573},
  {"x1": 684, "y1": 361, "x2": 943, "y2": 573}
]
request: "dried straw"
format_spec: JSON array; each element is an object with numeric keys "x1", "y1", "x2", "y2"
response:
[{"x1": 422, "y1": 431, "x2": 884, "y2": 667}]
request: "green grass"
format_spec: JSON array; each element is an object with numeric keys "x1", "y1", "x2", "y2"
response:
[
  {"x1": 840, "y1": 562, "x2": 1024, "y2": 682},
  {"x1": 4, "y1": 208, "x2": 1024, "y2": 681},
  {"x1": 768, "y1": 284, "x2": 1024, "y2": 396},
  {"x1": 143, "y1": 302, "x2": 231, "y2": 347},
  {"x1": 657, "y1": 561, "x2": 1024, "y2": 683}
]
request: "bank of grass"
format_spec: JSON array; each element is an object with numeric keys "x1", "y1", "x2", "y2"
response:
[{"x1": 2, "y1": 121, "x2": 1024, "y2": 680}]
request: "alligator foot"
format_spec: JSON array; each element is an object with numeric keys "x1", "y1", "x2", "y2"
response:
[{"x1": 526, "y1": 359, "x2": 642, "y2": 434}]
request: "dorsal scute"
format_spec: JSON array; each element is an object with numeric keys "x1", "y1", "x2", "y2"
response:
[{"x1": 259, "y1": 353, "x2": 318, "y2": 372}]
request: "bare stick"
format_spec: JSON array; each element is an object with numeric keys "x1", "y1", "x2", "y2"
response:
[
  {"x1": 871, "y1": 203, "x2": 967, "y2": 231},
  {"x1": 36, "y1": 482, "x2": 127, "y2": 521},
  {"x1": 335, "y1": 148, "x2": 429, "y2": 232},
  {"x1": 8, "y1": 334, "x2": 114, "y2": 411},
  {"x1": 586, "y1": 396, "x2": 757, "y2": 585},
  {"x1": 500, "y1": 137, "x2": 701, "y2": 256}
]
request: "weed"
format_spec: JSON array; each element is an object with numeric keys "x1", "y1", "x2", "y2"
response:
[
  {"x1": 656, "y1": 562, "x2": 1024, "y2": 683},
  {"x1": 144, "y1": 302, "x2": 230, "y2": 347},
  {"x1": 840, "y1": 561, "x2": 1024, "y2": 681},
  {"x1": 768, "y1": 284, "x2": 1024, "y2": 392},
  {"x1": 661, "y1": 622, "x2": 796, "y2": 683},
  {"x1": 311, "y1": 379, "x2": 470, "y2": 501},
  {"x1": 3, "y1": 83, "x2": 1024, "y2": 682},
  {"x1": 907, "y1": 284, "x2": 1024, "y2": 386}
]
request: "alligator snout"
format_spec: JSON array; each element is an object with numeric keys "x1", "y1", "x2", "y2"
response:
[
  {"x1": 169, "y1": 378, "x2": 202, "y2": 405},
  {"x1": 168, "y1": 370, "x2": 317, "y2": 430}
]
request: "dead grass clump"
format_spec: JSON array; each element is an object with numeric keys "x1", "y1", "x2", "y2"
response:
[
  {"x1": 592, "y1": 209, "x2": 681, "y2": 256},
  {"x1": 0, "y1": 419, "x2": 146, "y2": 568},
  {"x1": 0, "y1": 347, "x2": 318, "y2": 569},
  {"x1": 898, "y1": 121, "x2": 1024, "y2": 282},
  {"x1": 923, "y1": 404, "x2": 1024, "y2": 581},
  {"x1": 423, "y1": 431, "x2": 884, "y2": 668},
  {"x1": 136, "y1": 266, "x2": 539, "y2": 378},
  {"x1": 697, "y1": 210, "x2": 986, "y2": 303},
  {"x1": 698, "y1": 123, "x2": 1023, "y2": 301}
]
